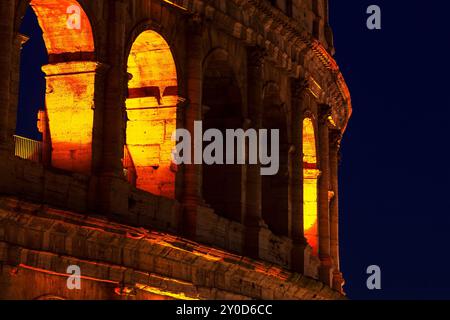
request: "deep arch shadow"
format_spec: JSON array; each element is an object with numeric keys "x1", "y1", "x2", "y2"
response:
[
  {"x1": 202, "y1": 48, "x2": 244, "y2": 222},
  {"x1": 261, "y1": 82, "x2": 290, "y2": 236}
]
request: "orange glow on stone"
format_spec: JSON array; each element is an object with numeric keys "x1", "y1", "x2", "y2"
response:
[
  {"x1": 30, "y1": 0, "x2": 95, "y2": 56},
  {"x1": 126, "y1": 30, "x2": 178, "y2": 198},
  {"x1": 303, "y1": 118, "x2": 317, "y2": 166},
  {"x1": 136, "y1": 284, "x2": 199, "y2": 300},
  {"x1": 42, "y1": 61, "x2": 98, "y2": 173},
  {"x1": 303, "y1": 118, "x2": 319, "y2": 255},
  {"x1": 29, "y1": 0, "x2": 97, "y2": 174}
]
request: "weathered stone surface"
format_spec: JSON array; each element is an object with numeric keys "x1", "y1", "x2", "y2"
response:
[
  {"x1": 0, "y1": 197, "x2": 343, "y2": 300},
  {"x1": 0, "y1": 0, "x2": 350, "y2": 299}
]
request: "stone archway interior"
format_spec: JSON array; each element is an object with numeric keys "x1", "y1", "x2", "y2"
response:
[
  {"x1": 202, "y1": 49, "x2": 243, "y2": 222},
  {"x1": 303, "y1": 117, "x2": 320, "y2": 255},
  {"x1": 24, "y1": 0, "x2": 97, "y2": 173},
  {"x1": 125, "y1": 30, "x2": 178, "y2": 198},
  {"x1": 30, "y1": 0, "x2": 94, "y2": 57},
  {"x1": 261, "y1": 84, "x2": 289, "y2": 236}
]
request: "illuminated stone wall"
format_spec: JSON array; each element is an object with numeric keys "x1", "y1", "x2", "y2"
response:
[
  {"x1": 0, "y1": 0, "x2": 351, "y2": 300},
  {"x1": 126, "y1": 30, "x2": 178, "y2": 198},
  {"x1": 0, "y1": 197, "x2": 343, "y2": 300},
  {"x1": 303, "y1": 117, "x2": 319, "y2": 255}
]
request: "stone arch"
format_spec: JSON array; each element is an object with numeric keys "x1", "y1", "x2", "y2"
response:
[
  {"x1": 261, "y1": 82, "x2": 290, "y2": 236},
  {"x1": 15, "y1": 0, "x2": 97, "y2": 61},
  {"x1": 14, "y1": 0, "x2": 99, "y2": 174},
  {"x1": 202, "y1": 48, "x2": 244, "y2": 222},
  {"x1": 303, "y1": 115, "x2": 320, "y2": 255},
  {"x1": 124, "y1": 29, "x2": 179, "y2": 198},
  {"x1": 15, "y1": 0, "x2": 99, "y2": 54},
  {"x1": 202, "y1": 29, "x2": 246, "y2": 97},
  {"x1": 125, "y1": 20, "x2": 184, "y2": 91}
]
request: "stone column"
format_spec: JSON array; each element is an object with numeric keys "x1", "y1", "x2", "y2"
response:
[
  {"x1": 0, "y1": 0, "x2": 15, "y2": 149},
  {"x1": 244, "y1": 46, "x2": 265, "y2": 258},
  {"x1": 329, "y1": 128, "x2": 344, "y2": 292},
  {"x1": 290, "y1": 78, "x2": 309, "y2": 273},
  {"x1": 42, "y1": 61, "x2": 103, "y2": 174},
  {"x1": 183, "y1": 14, "x2": 204, "y2": 238},
  {"x1": 6, "y1": 34, "x2": 29, "y2": 153},
  {"x1": 317, "y1": 104, "x2": 332, "y2": 286},
  {"x1": 97, "y1": 0, "x2": 129, "y2": 216},
  {"x1": 37, "y1": 109, "x2": 51, "y2": 167},
  {"x1": 100, "y1": 0, "x2": 127, "y2": 178}
]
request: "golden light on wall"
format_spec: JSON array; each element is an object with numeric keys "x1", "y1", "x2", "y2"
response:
[
  {"x1": 126, "y1": 30, "x2": 178, "y2": 198},
  {"x1": 31, "y1": 0, "x2": 94, "y2": 56},
  {"x1": 303, "y1": 118, "x2": 320, "y2": 255},
  {"x1": 30, "y1": 0, "x2": 96, "y2": 173},
  {"x1": 42, "y1": 62, "x2": 97, "y2": 173}
]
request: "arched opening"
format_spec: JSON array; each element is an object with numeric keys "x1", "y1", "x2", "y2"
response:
[
  {"x1": 16, "y1": 0, "x2": 96, "y2": 173},
  {"x1": 303, "y1": 117, "x2": 320, "y2": 255},
  {"x1": 125, "y1": 30, "x2": 178, "y2": 198},
  {"x1": 16, "y1": 6, "x2": 46, "y2": 162},
  {"x1": 262, "y1": 84, "x2": 289, "y2": 236},
  {"x1": 202, "y1": 49, "x2": 243, "y2": 222}
]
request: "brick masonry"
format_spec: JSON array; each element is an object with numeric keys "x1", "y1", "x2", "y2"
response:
[{"x1": 0, "y1": 197, "x2": 343, "y2": 300}]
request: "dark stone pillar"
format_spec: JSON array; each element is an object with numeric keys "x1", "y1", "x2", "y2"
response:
[
  {"x1": 318, "y1": 104, "x2": 332, "y2": 286},
  {"x1": 244, "y1": 46, "x2": 266, "y2": 258},
  {"x1": 0, "y1": 0, "x2": 15, "y2": 149},
  {"x1": 329, "y1": 128, "x2": 344, "y2": 292},
  {"x1": 183, "y1": 14, "x2": 204, "y2": 238},
  {"x1": 290, "y1": 78, "x2": 309, "y2": 273},
  {"x1": 97, "y1": 0, "x2": 129, "y2": 216}
]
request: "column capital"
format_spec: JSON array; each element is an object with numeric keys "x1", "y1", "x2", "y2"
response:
[
  {"x1": 291, "y1": 77, "x2": 310, "y2": 99},
  {"x1": 42, "y1": 61, "x2": 108, "y2": 76},
  {"x1": 303, "y1": 108, "x2": 314, "y2": 119},
  {"x1": 247, "y1": 46, "x2": 266, "y2": 68},
  {"x1": 318, "y1": 104, "x2": 332, "y2": 125},
  {"x1": 187, "y1": 13, "x2": 204, "y2": 35},
  {"x1": 319, "y1": 254, "x2": 333, "y2": 266},
  {"x1": 14, "y1": 33, "x2": 29, "y2": 48},
  {"x1": 177, "y1": 96, "x2": 189, "y2": 108},
  {"x1": 329, "y1": 128, "x2": 342, "y2": 151}
]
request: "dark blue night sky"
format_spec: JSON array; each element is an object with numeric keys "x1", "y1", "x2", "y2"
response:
[
  {"x1": 16, "y1": 1, "x2": 450, "y2": 300},
  {"x1": 18, "y1": 6, "x2": 46, "y2": 141},
  {"x1": 330, "y1": 1, "x2": 450, "y2": 299}
]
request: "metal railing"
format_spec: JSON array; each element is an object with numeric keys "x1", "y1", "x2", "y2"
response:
[
  {"x1": 13, "y1": 136, "x2": 138, "y2": 184},
  {"x1": 13, "y1": 135, "x2": 42, "y2": 163}
]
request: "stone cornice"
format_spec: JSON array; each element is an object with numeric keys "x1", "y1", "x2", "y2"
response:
[
  {"x1": 177, "y1": 0, "x2": 351, "y2": 131},
  {"x1": 246, "y1": 0, "x2": 352, "y2": 131}
]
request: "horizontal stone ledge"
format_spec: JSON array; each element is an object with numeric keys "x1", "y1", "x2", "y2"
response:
[{"x1": 0, "y1": 196, "x2": 343, "y2": 300}]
